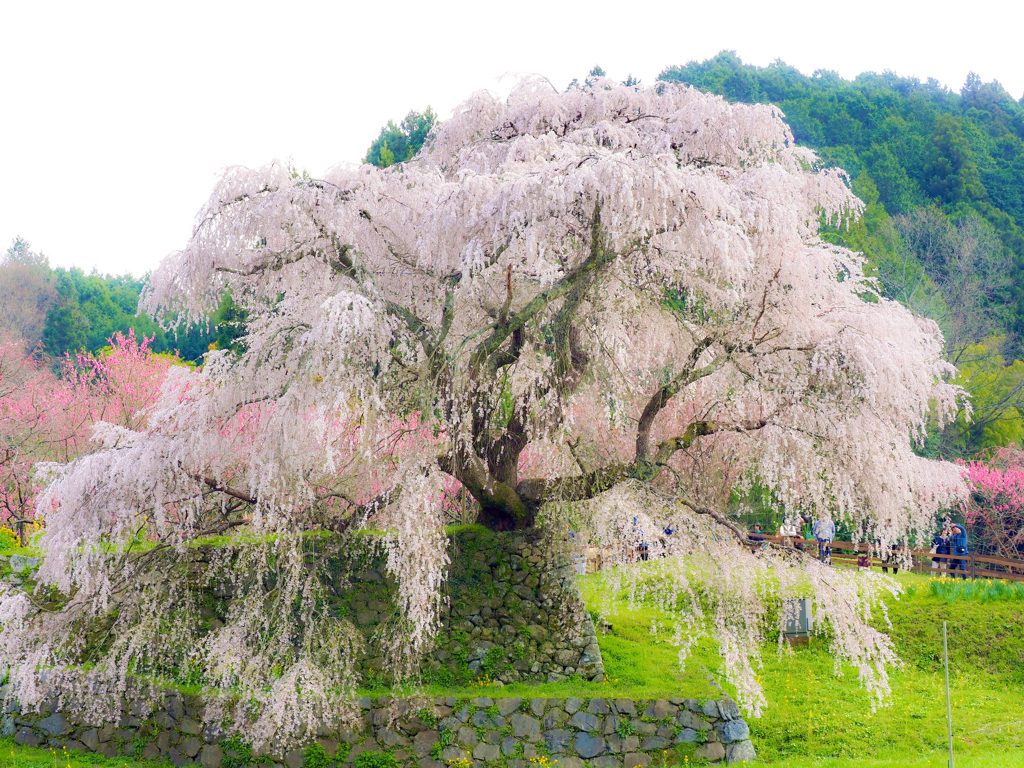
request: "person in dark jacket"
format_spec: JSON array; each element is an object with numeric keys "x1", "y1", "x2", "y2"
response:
[
  {"x1": 880, "y1": 544, "x2": 900, "y2": 574},
  {"x1": 632, "y1": 516, "x2": 649, "y2": 561},
  {"x1": 813, "y1": 517, "x2": 836, "y2": 565},
  {"x1": 931, "y1": 528, "x2": 950, "y2": 570},
  {"x1": 950, "y1": 524, "x2": 969, "y2": 579}
]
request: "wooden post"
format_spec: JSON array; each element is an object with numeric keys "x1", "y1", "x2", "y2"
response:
[
  {"x1": 944, "y1": 621, "x2": 954, "y2": 768},
  {"x1": 970, "y1": 554, "x2": 976, "y2": 581}
]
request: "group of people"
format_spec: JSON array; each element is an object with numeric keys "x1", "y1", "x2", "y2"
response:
[
  {"x1": 932, "y1": 521, "x2": 970, "y2": 578},
  {"x1": 749, "y1": 516, "x2": 971, "y2": 576}
]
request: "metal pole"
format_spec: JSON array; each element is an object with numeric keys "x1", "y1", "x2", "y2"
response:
[{"x1": 944, "y1": 621, "x2": 954, "y2": 768}]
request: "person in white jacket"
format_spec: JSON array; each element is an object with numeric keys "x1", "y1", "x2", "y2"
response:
[{"x1": 780, "y1": 516, "x2": 799, "y2": 547}]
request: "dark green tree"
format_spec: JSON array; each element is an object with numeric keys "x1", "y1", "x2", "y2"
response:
[
  {"x1": 364, "y1": 108, "x2": 437, "y2": 168},
  {"x1": 923, "y1": 115, "x2": 985, "y2": 204},
  {"x1": 42, "y1": 272, "x2": 88, "y2": 354},
  {"x1": 567, "y1": 65, "x2": 609, "y2": 91}
]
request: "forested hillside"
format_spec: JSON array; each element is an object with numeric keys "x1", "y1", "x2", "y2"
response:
[
  {"x1": 660, "y1": 52, "x2": 1024, "y2": 229},
  {"x1": 657, "y1": 53, "x2": 1024, "y2": 457},
  {"x1": 0, "y1": 237, "x2": 241, "y2": 363}
]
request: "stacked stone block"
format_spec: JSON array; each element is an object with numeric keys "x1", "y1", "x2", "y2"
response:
[{"x1": 6, "y1": 693, "x2": 756, "y2": 766}]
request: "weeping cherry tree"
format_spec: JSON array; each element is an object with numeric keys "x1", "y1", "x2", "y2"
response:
[{"x1": 0, "y1": 78, "x2": 968, "y2": 743}]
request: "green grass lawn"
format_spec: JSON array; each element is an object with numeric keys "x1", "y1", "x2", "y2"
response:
[
  {"x1": 0, "y1": 740, "x2": 153, "y2": 768},
  {"x1": 576, "y1": 568, "x2": 1024, "y2": 766},
  {"x1": 747, "y1": 639, "x2": 1024, "y2": 761}
]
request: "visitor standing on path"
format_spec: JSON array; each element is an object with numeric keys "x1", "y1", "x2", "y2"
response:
[
  {"x1": 931, "y1": 526, "x2": 951, "y2": 570},
  {"x1": 813, "y1": 516, "x2": 836, "y2": 565},
  {"x1": 950, "y1": 523, "x2": 969, "y2": 579},
  {"x1": 780, "y1": 517, "x2": 799, "y2": 548},
  {"x1": 750, "y1": 522, "x2": 764, "y2": 554},
  {"x1": 881, "y1": 542, "x2": 901, "y2": 574}
]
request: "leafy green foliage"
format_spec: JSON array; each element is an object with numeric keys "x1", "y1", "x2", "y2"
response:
[
  {"x1": 1, "y1": 237, "x2": 248, "y2": 364},
  {"x1": 302, "y1": 743, "x2": 330, "y2": 768},
  {"x1": 363, "y1": 109, "x2": 437, "y2": 168},
  {"x1": 567, "y1": 65, "x2": 610, "y2": 91},
  {"x1": 33, "y1": 264, "x2": 242, "y2": 363},
  {"x1": 615, "y1": 716, "x2": 636, "y2": 737},
  {"x1": 942, "y1": 335, "x2": 1024, "y2": 451},
  {"x1": 480, "y1": 646, "x2": 505, "y2": 676},
  {"x1": 925, "y1": 576, "x2": 1024, "y2": 603},
  {"x1": 416, "y1": 707, "x2": 436, "y2": 727},
  {"x1": 220, "y1": 736, "x2": 253, "y2": 768},
  {"x1": 658, "y1": 54, "x2": 1024, "y2": 319},
  {"x1": 430, "y1": 725, "x2": 455, "y2": 759},
  {"x1": 0, "y1": 528, "x2": 19, "y2": 552},
  {"x1": 352, "y1": 751, "x2": 398, "y2": 768}
]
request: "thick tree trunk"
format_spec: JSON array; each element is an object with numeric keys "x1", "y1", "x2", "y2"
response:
[
  {"x1": 445, "y1": 447, "x2": 536, "y2": 531},
  {"x1": 468, "y1": 479, "x2": 535, "y2": 530}
]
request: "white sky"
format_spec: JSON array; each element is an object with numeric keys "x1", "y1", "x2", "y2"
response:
[{"x1": 3, "y1": 0, "x2": 1023, "y2": 278}]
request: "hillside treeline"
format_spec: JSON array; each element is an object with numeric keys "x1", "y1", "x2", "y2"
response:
[{"x1": 0, "y1": 237, "x2": 241, "y2": 364}]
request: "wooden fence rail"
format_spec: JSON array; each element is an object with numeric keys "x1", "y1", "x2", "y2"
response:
[{"x1": 747, "y1": 533, "x2": 1024, "y2": 582}]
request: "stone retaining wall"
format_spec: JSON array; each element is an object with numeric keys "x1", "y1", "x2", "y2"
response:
[
  {"x1": 6, "y1": 694, "x2": 756, "y2": 767},
  {"x1": 328, "y1": 527, "x2": 605, "y2": 685},
  {"x1": 1, "y1": 526, "x2": 604, "y2": 689}
]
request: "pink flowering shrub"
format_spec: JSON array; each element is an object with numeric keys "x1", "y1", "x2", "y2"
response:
[
  {"x1": 0, "y1": 331, "x2": 176, "y2": 540},
  {"x1": 959, "y1": 446, "x2": 1024, "y2": 559}
]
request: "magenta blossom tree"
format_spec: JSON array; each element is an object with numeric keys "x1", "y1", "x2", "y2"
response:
[
  {"x1": 0, "y1": 331, "x2": 176, "y2": 541},
  {"x1": 1, "y1": 79, "x2": 967, "y2": 741},
  {"x1": 959, "y1": 446, "x2": 1024, "y2": 558}
]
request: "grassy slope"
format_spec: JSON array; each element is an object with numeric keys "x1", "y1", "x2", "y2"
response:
[
  {"x1": 424, "y1": 568, "x2": 1024, "y2": 763},
  {"x1": 758, "y1": 753, "x2": 1020, "y2": 768},
  {"x1": 723, "y1": 571, "x2": 1024, "y2": 765},
  {"x1": 578, "y1": 569, "x2": 1024, "y2": 765},
  {"x1": 0, "y1": 742, "x2": 151, "y2": 768}
]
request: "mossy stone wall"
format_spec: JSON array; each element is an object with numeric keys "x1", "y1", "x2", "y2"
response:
[
  {"x1": 6, "y1": 692, "x2": 757, "y2": 767},
  {"x1": 0, "y1": 528, "x2": 757, "y2": 765},
  {"x1": 320, "y1": 526, "x2": 604, "y2": 686}
]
